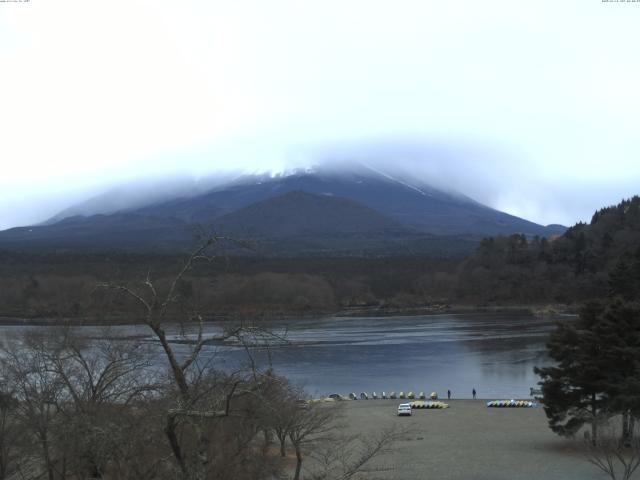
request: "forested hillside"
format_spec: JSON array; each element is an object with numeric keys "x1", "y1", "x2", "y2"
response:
[
  {"x1": 1, "y1": 197, "x2": 637, "y2": 319},
  {"x1": 0, "y1": 253, "x2": 458, "y2": 319},
  {"x1": 453, "y1": 196, "x2": 640, "y2": 304}
]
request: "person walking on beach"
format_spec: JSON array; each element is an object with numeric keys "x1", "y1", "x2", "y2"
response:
[
  {"x1": 447, "y1": 389, "x2": 451, "y2": 400},
  {"x1": 472, "y1": 388, "x2": 477, "y2": 399}
]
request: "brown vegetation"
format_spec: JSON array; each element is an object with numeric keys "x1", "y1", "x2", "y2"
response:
[
  {"x1": 0, "y1": 254, "x2": 457, "y2": 319},
  {"x1": 0, "y1": 238, "x2": 401, "y2": 479}
]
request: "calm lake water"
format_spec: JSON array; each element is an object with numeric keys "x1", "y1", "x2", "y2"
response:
[
  {"x1": 0, "y1": 313, "x2": 567, "y2": 399},
  {"x1": 215, "y1": 313, "x2": 563, "y2": 399}
]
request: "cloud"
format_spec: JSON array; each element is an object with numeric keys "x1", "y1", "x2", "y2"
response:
[
  {"x1": 306, "y1": 137, "x2": 640, "y2": 226},
  {"x1": 0, "y1": 0, "x2": 639, "y2": 229}
]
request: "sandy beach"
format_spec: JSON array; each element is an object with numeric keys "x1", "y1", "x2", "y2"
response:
[{"x1": 334, "y1": 399, "x2": 605, "y2": 480}]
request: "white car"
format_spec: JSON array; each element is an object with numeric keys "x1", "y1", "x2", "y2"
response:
[{"x1": 397, "y1": 403, "x2": 412, "y2": 416}]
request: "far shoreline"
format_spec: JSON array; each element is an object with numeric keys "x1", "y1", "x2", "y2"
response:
[{"x1": 0, "y1": 303, "x2": 578, "y2": 327}]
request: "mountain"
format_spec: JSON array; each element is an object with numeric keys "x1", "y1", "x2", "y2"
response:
[
  {"x1": 43, "y1": 172, "x2": 242, "y2": 225},
  {"x1": 213, "y1": 190, "x2": 404, "y2": 237},
  {"x1": 123, "y1": 165, "x2": 563, "y2": 236},
  {"x1": 0, "y1": 213, "x2": 193, "y2": 252},
  {"x1": 208, "y1": 190, "x2": 474, "y2": 257},
  {"x1": 0, "y1": 165, "x2": 565, "y2": 256}
]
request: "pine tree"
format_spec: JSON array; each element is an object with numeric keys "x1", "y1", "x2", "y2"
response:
[
  {"x1": 534, "y1": 302, "x2": 611, "y2": 443},
  {"x1": 595, "y1": 300, "x2": 640, "y2": 444},
  {"x1": 536, "y1": 300, "x2": 640, "y2": 444},
  {"x1": 609, "y1": 247, "x2": 640, "y2": 301}
]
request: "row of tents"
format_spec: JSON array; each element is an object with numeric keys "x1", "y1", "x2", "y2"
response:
[
  {"x1": 409, "y1": 401, "x2": 449, "y2": 409},
  {"x1": 339, "y1": 391, "x2": 439, "y2": 401},
  {"x1": 486, "y1": 400, "x2": 536, "y2": 408}
]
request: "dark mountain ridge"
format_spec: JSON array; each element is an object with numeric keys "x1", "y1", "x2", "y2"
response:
[
  {"x1": 128, "y1": 166, "x2": 564, "y2": 236},
  {"x1": 214, "y1": 190, "x2": 405, "y2": 237},
  {"x1": 0, "y1": 166, "x2": 565, "y2": 256}
]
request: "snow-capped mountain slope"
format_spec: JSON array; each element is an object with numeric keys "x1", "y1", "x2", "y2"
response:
[{"x1": 0, "y1": 164, "x2": 565, "y2": 255}]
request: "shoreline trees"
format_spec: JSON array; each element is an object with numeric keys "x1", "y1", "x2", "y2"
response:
[{"x1": 536, "y1": 257, "x2": 640, "y2": 446}]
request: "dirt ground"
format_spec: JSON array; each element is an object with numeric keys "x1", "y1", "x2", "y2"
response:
[{"x1": 334, "y1": 399, "x2": 608, "y2": 480}]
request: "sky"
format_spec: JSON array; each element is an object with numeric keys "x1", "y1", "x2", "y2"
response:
[{"x1": 1, "y1": 0, "x2": 639, "y2": 230}]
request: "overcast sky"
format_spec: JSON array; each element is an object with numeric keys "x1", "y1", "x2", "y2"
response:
[{"x1": 1, "y1": 0, "x2": 639, "y2": 230}]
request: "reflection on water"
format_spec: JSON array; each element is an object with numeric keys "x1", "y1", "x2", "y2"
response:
[{"x1": 0, "y1": 313, "x2": 568, "y2": 399}]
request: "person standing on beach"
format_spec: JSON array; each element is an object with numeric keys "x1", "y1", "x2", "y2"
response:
[
  {"x1": 472, "y1": 388, "x2": 477, "y2": 399},
  {"x1": 447, "y1": 389, "x2": 451, "y2": 400}
]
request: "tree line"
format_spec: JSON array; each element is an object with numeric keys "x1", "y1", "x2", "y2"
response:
[
  {"x1": 455, "y1": 196, "x2": 640, "y2": 305},
  {"x1": 0, "y1": 254, "x2": 458, "y2": 319},
  {"x1": 532, "y1": 198, "x2": 640, "y2": 479}
]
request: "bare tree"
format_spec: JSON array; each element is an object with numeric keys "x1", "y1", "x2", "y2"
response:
[
  {"x1": 267, "y1": 377, "x2": 300, "y2": 458},
  {"x1": 288, "y1": 402, "x2": 343, "y2": 480},
  {"x1": 585, "y1": 417, "x2": 640, "y2": 480},
  {"x1": 49, "y1": 328, "x2": 154, "y2": 409},
  {"x1": 48, "y1": 327, "x2": 156, "y2": 478},
  {"x1": 286, "y1": 401, "x2": 406, "y2": 480},
  {"x1": 0, "y1": 327, "x2": 158, "y2": 480},
  {"x1": 0, "y1": 383, "x2": 22, "y2": 480},
  {"x1": 1, "y1": 332, "x2": 67, "y2": 480},
  {"x1": 97, "y1": 236, "x2": 284, "y2": 480},
  {"x1": 309, "y1": 426, "x2": 406, "y2": 480},
  {"x1": 97, "y1": 238, "x2": 227, "y2": 477}
]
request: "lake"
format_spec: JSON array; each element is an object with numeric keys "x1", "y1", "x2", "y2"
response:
[
  {"x1": 211, "y1": 313, "x2": 563, "y2": 399},
  {"x1": 0, "y1": 313, "x2": 567, "y2": 399}
]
